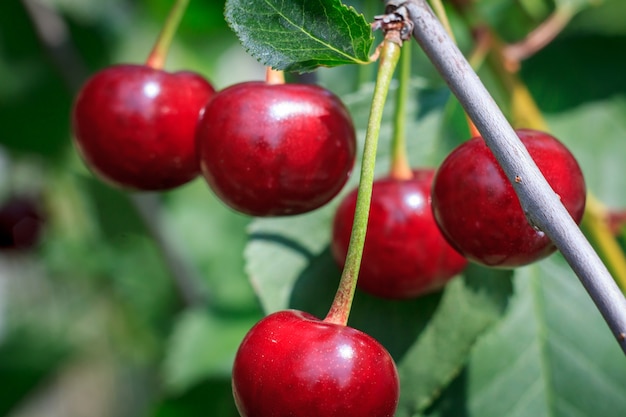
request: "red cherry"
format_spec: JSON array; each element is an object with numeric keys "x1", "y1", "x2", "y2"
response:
[
  {"x1": 196, "y1": 82, "x2": 356, "y2": 216},
  {"x1": 331, "y1": 169, "x2": 467, "y2": 299},
  {"x1": 431, "y1": 129, "x2": 587, "y2": 268},
  {"x1": 232, "y1": 310, "x2": 399, "y2": 417},
  {"x1": 72, "y1": 64, "x2": 215, "y2": 191}
]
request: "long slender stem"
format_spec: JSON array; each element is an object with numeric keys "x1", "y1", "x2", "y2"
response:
[
  {"x1": 430, "y1": 0, "x2": 481, "y2": 138},
  {"x1": 429, "y1": 0, "x2": 456, "y2": 43},
  {"x1": 324, "y1": 39, "x2": 401, "y2": 326},
  {"x1": 390, "y1": 42, "x2": 413, "y2": 180},
  {"x1": 145, "y1": 0, "x2": 190, "y2": 69},
  {"x1": 504, "y1": 5, "x2": 575, "y2": 64},
  {"x1": 388, "y1": 0, "x2": 626, "y2": 353}
]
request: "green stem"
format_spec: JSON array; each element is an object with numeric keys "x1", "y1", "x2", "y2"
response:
[
  {"x1": 431, "y1": 0, "x2": 480, "y2": 138},
  {"x1": 430, "y1": 0, "x2": 456, "y2": 42},
  {"x1": 324, "y1": 39, "x2": 401, "y2": 326},
  {"x1": 145, "y1": 0, "x2": 190, "y2": 69},
  {"x1": 390, "y1": 42, "x2": 412, "y2": 180}
]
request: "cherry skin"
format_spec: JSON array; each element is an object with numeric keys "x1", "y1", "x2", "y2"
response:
[
  {"x1": 431, "y1": 129, "x2": 586, "y2": 268},
  {"x1": 196, "y1": 82, "x2": 356, "y2": 216},
  {"x1": 232, "y1": 310, "x2": 399, "y2": 417},
  {"x1": 72, "y1": 64, "x2": 215, "y2": 191},
  {"x1": 332, "y1": 169, "x2": 467, "y2": 299}
]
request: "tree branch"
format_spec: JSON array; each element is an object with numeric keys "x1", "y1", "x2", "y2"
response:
[{"x1": 384, "y1": 0, "x2": 626, "y2": 353}]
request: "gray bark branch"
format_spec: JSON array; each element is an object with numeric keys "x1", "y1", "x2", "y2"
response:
[{"x1": 385, "y1": 0, "x2": 626, "y2": 353}]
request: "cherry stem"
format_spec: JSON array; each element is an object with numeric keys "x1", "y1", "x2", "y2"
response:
[
  {"x1": 324, "y1": 39, "x2": 401, "y2": 326},
  {"x1": 430, "y1": 0, "x2": 480, "y2": 138},
  {"x1": 390, "y1": 42, "x2": 413, "y2": 180},
  {"x1": 503, "y1": 5, "x2": 575, "y2": 67},
  {"x1": 390, "y1": 0, "x2": 626, "y2": 353},
  {"x1": 265, "y1": 67, "x2": 286, "y2": 84},
  {"x1": 429, "y1": 0, "x2": 456, "y2": 43},
  {"x1": 145, "y1": 0, "x2": 190, "y2": 69}
]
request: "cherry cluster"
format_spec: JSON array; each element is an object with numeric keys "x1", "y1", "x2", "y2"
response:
[
  {"x1": 70, "y1": 59, "x2": 586, "y2": 417},
  {"x1": 69, "y1": 13, "x2": 586, "y2": 416}
]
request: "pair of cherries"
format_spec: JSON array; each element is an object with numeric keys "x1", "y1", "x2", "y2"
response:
[
  {"x1": 332, "y1": 128, "x2": 587, "y2": 300},
  {"x1": 71, "y1": 65, "x2": 356, "y2": 216}
]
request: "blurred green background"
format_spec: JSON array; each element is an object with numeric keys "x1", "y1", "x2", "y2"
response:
[{"x1": 1, "y1": 0, "x2": 626, "y2": 416}]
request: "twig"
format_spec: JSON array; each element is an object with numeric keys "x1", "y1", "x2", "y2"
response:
[
  {"x1": 503, "y1": 6, "x2": 575, "y2": 67},
  {"x1": 384, "y1": 0, "x2": 626, "y2": 354}
]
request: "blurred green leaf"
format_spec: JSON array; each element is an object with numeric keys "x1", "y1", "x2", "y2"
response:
[
  {"x1": 522, "y1": 35, "x2": 626, "y2": 113},
  {"x1": 0, "y1": 1, "x2": 71, "y2": 158},
  {"x1": 224, "y1": 0, "x2": 374, "y2": 72},
  {"x1": 163, "y1": 181, "x2": 259, "y2": 311},
  {"x1": 163, "y1": 308, "x2": 260, "y2": 394},
  {"x1": 0, "y1": 328, "x2": 70, "y2": 416},
  {"x1": 566, "y1": 0, "x2": 626, "y2": 36},
  {"x1": 546, "y1": 97, "x2": 626, "y2": 208},
  {"x1": 151, "y1": 378, "x2": 240, "y2": 417}
]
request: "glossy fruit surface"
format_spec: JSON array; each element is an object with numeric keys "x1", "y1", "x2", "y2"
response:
[
  {"x1": 72, "y1": 64, "x2": 215, "y2": 191},
  {"x1": 431, "y1": 129, "x2": 586, "y2": 268},
  {"x1": 332, "y1": 169, "x2": 467, "y2": 299},
  {"x1": 196, "y1": 82, "x2": 356, "y2": 216},
  {"x1": 232, "y1": 309, "x2": 399, "y2": 417},
  {"x1": 0, "y1": 196, "x2": 44, "y2": 251}
]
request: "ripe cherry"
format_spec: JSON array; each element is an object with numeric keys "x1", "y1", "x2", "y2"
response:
[
  {"x1": 232, "y1": 309, "x2": 399, "y2": 417},
  {"x1": 72, "y1": 64, "x2": 215, "y2": 191},
  {"x1": 431, "y1": 129, "x2": 586, "y2": 268},
  {"x1": 196, "y1": 81, "x2": 356, "y2": 216},
  {"x1": 331, "y1": 169, "x2": 467, "y2": 299}
]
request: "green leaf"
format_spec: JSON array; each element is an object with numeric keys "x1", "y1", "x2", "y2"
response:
[
  {"x1": 523, "y1": 35, "x2": 626, "y2": 112},
  {"x1": 163, "y1": 308, "x2": 261, "y2": 394},
  {"x1": 0, "y1": 328, "x2": 70, "y2": 416},
  {"x1": 151, "y1": 378, "x2": 240, "y2": 417},
  {"x1": 546, "y1": 97, "x2": 626, "y2": 208},
  {"x1": 564, "y1": 0, "x2": 626, "y2": 36},
  {"x1": 425, "y1": 256, "x2": 626, "y2": 417},
  {"x1": 224, "y1": 0, "x2": 374, "y2": 72},
  {"x1": 554, "y1": 0, "x2": 599, "y2": 14}
]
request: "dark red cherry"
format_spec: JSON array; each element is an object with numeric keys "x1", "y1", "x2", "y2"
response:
[
  {"x1": 232, "y1": 309, "x2": 399, "y2": 417},
  {"x1": 0, "y1": 196, "x2": 44, "y2": 251},
  {"x1": 431, "y1": 129, "x2": 586, "y2": 268},
  {"x1": 332, "y1": 169, "x2": 467, "y2": 299},
  {"x1": 72, "y1": 64, "x2": 215, "y2": 191},
  {"x1": 196, "y1": 82, "x2": 356, "y2": 216}
]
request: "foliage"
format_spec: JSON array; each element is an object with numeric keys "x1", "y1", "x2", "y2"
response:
[{"x1": 1, "y1": 0, "x2": 626, "y2": 416}]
